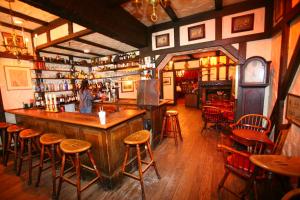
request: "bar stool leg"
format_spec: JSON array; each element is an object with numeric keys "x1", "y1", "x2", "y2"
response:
[
  {"x1": 87, "y1": 150, "x2": 100, "y2": 177},
  {"x1": 175, "y1": 116, "x2": 183, "y2": 141},
  {"x1": 17, "y1": 138, "x2": 25, "y2": 176},
  {"x1": 146, "y1": 141, "x2": 160, "y2": 179},
  {"x1": 51, "y1": 144, "x2": 57, "y2": 199},
  {"x1": 57, "y1": 153, "x2": 66, "y2": 199},
  {"x1": 28, "y1": 138, "x2": 33, "y2": 185},
  {"x1": 75, "y1": 153, "x2": 81, "y2": 200},
  {"x1": 160, "y1": 116, "x2": 166, "y2": 143},
  {"x1": 4, "y1": 133, "x2": 12, "y2": 166},
  {"x1": 172, "y1": 117, "x2": 178, "y2": 145},
  {"x1": 36, "y1": 144, "x2": 45, "y2": 187},
  {"x1": 13, "y1": 133, "x2": 18, "y2": 171},
  {"x1": 1, "y1": 129, "x2": 5, "y2": 164},
  {"x1": 136, "y1": 144, "x2": 145, "y2": 200},
  {"x1": 122, "y1": 145, "x2": 130, "y2": 173}
]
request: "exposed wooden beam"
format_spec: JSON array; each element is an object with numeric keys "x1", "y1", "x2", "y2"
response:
[
  {"x1": 53, "y1": 45, "x2": 103, "y2": 57},
  {"x1": 215, "y1": 0, "x2": 222, "y2": 10},
  {"x1": 21, "y1": 0, "x2": 148, "y2": 48},
  {"x1": 0, "y1": 6, "x2": 48, "y2": 26},
  {"x1": 39, "y1": 50, "x2": 91, "y2": 60},
  {"x1": 160, "y1": 4, "x2": 178, "y2": 22},
  {"x1": 33, "y1": 18, "x2": 69, "y2": 35},
  {"x1": 36, "y1": 29, "x2": 93, "y2": 50},
  {"x1": 74, "y1": 38, "x2": 124, "y2": 54},
  {"x1": 0, "y1": 21, "x2": 32, "y2": 33}
]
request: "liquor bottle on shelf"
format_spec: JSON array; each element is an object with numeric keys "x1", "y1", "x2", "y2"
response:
[{"x1": 64, "y1": 80, "x2": 68, "y2": 91}]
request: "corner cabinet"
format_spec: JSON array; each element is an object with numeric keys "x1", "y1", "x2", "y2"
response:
[{"x1": 237, "y1": 56, "x2": 270, "y2": 116}]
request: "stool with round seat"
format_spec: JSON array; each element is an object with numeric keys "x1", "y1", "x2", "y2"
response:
[
  {"x1": 122, "y1": 130, "x2": 160, "y2": 200},
  {"x1": 4, "y1": 124, "x2": 25, "y2": 170},
  {"x1": 36, "y1": 133, "x2": 66, "y2": 198},
  {"x1": 0, "y1": 122, "x2": 11, "y2": 164},
  {"x1": 57, "y1": 139, "x2": 101, "y2": 200},
  {"x1": 17, "y1": 129, "x2": 42, "y2": 185},
  {"x1": 160, "y1": 110, "x2": 183, "y2": 145}
]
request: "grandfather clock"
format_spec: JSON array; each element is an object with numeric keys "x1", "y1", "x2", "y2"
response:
[{"x1": 238, "y1": 56, "x2": 270, "y2": 116}]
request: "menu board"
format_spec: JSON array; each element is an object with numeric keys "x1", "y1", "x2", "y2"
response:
[{"x1": 286, "y1": 94, "x2": 300, "y2": 127}]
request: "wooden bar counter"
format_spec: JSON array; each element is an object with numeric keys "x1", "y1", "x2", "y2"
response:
[{"x1": 6, "y1": 108, "x2": 146, "y2": 188}]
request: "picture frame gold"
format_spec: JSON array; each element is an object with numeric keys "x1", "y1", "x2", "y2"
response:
[
  {"x1": 121, "y1": 80, "x2": 134, "y2": 93},
  {"x1": 1, "y1": 32, "x2": 24, "y2": 48},
  {"x1": 231, "y1": 13, "x2": 254, "y2": 33},
  {"x1": 155, "y1": 33, "x2": 170, "y2": 48},
  {"x1": 188, "y1": 24, "x2": 205, "y2": 41},
  {"x1": 286, "y1": 93, "x2": 300, "y2": 127}
]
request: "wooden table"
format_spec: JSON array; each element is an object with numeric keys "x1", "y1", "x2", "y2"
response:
[
  {"x1": 250, "y1": 155, "x2": 300, "y2": 177},
  {"x1": 232, "y1": 129, "x2": 273, "y2": 145}
]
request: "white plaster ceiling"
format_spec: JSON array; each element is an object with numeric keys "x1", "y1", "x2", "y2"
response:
[
  {"x1": 58, "y1": 40, "x2": 117, "y2": 56},
  {"x1": 171, "y1": 0, "x2": 215, "y2": 18},
  {"x1": 0, "y1": 0, "x2": 58, "y2": 23},
  {"x1": 81, "y1": 33, "x2": 137, "y2": 53},
  {"x1": 0, "y1": 12, "x2": 41, "y2": 30},
  {"x1": 43, "y1": 47, "x2": 95, "y2": 58}
]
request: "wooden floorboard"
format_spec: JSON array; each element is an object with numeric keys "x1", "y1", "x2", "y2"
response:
[{"x1": 0, "y1": 101, "x2": 286, "y2": 200}]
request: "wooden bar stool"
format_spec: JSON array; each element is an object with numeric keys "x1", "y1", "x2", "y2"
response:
[
  {"x1": 4, "y1": 124, "x2": 25, "y2": 170},
  {"x1": 17, "y1": 129, "x2": 42, "y2": 185},
  {"x1": 160, "y1": 110, "x2": 183, "y2": 145},
  {"x1": 122, "y1": 130, "x2": 161, "y2": 200},
  {"x1": 36, "y1": 133, "x2": 66, "y2": 199},
  {"x1": 57, "y1": 139, "x2": 101, "y2": 200},
  {"x1": 0, "y1": 122, "x2": 11, "y2": 164}
]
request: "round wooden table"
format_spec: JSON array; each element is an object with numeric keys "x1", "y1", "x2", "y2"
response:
[
  {"x1": 250, "y1": 155, "x2": 300, "y2": 177},
  {"x1": 232, "y1": 129, "x2": 273, "y2": 145}
]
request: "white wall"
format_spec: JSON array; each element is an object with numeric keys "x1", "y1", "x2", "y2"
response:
[
  {"x1": 162, "y1": 71, "x2": 174, "y2": 101},
  {"x1": 0, "y1": 58, "x2": 34, "y2": 110}
]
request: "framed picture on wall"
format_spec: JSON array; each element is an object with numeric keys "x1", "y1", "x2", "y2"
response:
[
  {"x1": 4, "y1": 66, "x2": 32, "y2": 90},
  {"x1": 188, "y1": 24, "x2": 205, "y2": 41},
  {"x1": 121, "y1": 80, "x2": 134, "y2": 93},
  {"x1": 1, "y1": 32, "x2": 25, "y2": 48},
  {"x1": 163, "y1": 77, "x2": 171, "y2": 85},
  {"x1": 231, "y1": 13, "x2": 254, "y2": 33},
  {"x1": 155, "y1": 33, "x2": 170, "y2": 48},
  {"x1": 286, "y1": 93, "x2": 300, "y2": 127}
]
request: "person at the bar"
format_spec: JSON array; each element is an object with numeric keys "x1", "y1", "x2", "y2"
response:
[{"x1": 79, "y1": 79, "x2": 94, "y2": 113}]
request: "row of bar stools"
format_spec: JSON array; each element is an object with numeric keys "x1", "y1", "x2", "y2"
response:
[
  {"x1": 122, "y1": 130, "x2": 160, "y2": 200},
  {"x1": 0, "y1": 122, "x2": 11, "y2": 163},
  {"x1": 17, "y1": 129, "x2": 42, "y2": 185},
  {"x1": 57, "y1": 139, "x2": 101, "y2": 200},
  {"x1": 5, "y1": 125, "x2": 25, "y2": 170},
  {"x1": 36, "y1": 133, "x2": 66, "y2": 199},
  {"x1": 160, "y1": 110, "x2": 183, "y2": 145}
]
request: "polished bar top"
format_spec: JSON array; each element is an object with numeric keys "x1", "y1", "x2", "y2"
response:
[
  {"x1": 93, "y1": 99, "x2": 170, "y2": 106},
  {"x1": 6, "y1": 108, "x2": 145, "y2": 129}
]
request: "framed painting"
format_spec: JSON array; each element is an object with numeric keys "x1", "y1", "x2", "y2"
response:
[
  {"x1": 274, "y1": 0, "x2": 284, "y2": 23},
  {"x1": 188, "y1": 24, "x2": 205, "y2": 41},
  {"x1": 163, "y1": 77, "x2": 171, "y2": 85},
  {"x1": 286, "y1": 93, "x2": 300, "y2": 127},
  {"x1": 231, "y1": 13, "x2": 255, "y2": 33},
  {"x1": 1, "y1": 32, "x2": 24, "y2": 48},
  {"x1": 155, "y1": 33, "x2": 170, "y2": 48},
  {"x1": 4, "y1": 66, "x2": 32, "y2": 90},
  {"x1": 121, "y1": 80, "x2": 134, "y2": 93}
]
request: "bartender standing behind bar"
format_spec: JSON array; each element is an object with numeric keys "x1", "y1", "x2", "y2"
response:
[{"x1": 79, "y1": 79, "x2": 94, "y2": 113}]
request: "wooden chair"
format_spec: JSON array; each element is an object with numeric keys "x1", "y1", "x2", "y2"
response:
[
  {"x1": 201, "y1": 106, "x2": 223, "y2": 134},
  {"x1": 281, "y1": 188, "x2": 300, "y2": 200}
]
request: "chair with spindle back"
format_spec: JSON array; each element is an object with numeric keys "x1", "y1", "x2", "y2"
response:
[{"x1": 201, "y1": 106, "x2": 223, "y2": 134}]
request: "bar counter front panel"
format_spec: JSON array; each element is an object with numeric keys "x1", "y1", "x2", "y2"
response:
[{"x1": 6, "y1": 109, "x2": 145, "y2": 188}]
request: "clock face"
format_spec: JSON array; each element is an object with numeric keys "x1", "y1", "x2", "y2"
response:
[{"x1": 244, "y1": 60, "x2": 265, "y2": 83}]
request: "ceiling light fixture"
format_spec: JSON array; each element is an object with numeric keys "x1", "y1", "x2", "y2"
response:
[
  {"x1": 83, "y1": 49, "x2": 90, "y2": 53},
  {"x1": 132, "y1": 0, "x2": 171, "y2": 22}
]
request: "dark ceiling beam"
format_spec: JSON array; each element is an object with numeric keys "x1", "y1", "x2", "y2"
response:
[
  {"x1": 215, "y1": 0, "x2": 223, "y2": 11},
  {"x1": 33, "y1": 18, "x2": 69, "y2": 35},
  {"x1": 36, "y1": 29, "x2": 93, "y2": 50},
  {"x1": 20, "y1": 0, "x2": 148, "y2": 48},
  {"x1": 53, "y1": 45, "x2": 104, "y2": 57},
  {"x1": 39, "y1": 50, "x2": 92, "y2": 60},
  {"x1": 0, "y1": 6, "x2": 48, "y2": 26},
  {"x1": 160, "y1": 4, "x2": 178, "y2": 22},
  {"x1": 74, "y1": 38, "x2": 124, "y2": 54},
  {"x1": 0, "y1": 21, "x2": 32, "y2": 33}
]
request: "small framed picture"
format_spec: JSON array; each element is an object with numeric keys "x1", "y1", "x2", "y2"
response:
[
  {"x1": 163, "y1": 77, "x2": 171, "y2": 85},
  {"x1": 155, "y1": 33, "x2": 170, "y2": 48},
  {"x1": 2, "y1": 32, "x2": 24, "y2": 48},
  {"x1": 4, "y1": 66, "x2": 32, "y2": 90},
  {"x1": 121, "y1": 80, "x2": 134, "y2": 93},
  {"x1": 188, "y1": 24, "x2": 205, "y2": 41},
  {"x1": 231, "y1": 13, "x2": 254, "y2": 33}
]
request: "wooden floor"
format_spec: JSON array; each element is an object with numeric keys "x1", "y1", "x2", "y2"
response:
[{"x1": 0, "y1": 101, "x2": 285, "y2": 200}]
